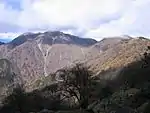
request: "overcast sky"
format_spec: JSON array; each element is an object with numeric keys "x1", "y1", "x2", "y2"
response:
[{"x1": 0, "y1": 0, "x2": 150, "y2": 40}]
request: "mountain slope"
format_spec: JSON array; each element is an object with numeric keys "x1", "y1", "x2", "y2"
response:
[
  {"x1": 86, "y1": 38, "x2": 150, "y2": 79},
  {"x1": 1, "y1": 34, "x2": 150, "y2": 113},
  {"x1": 0, "y1": 31, "x2": 149, "y2": 87},
  {"x1": 0, "y1": 59, "x2": 22, "y2": 104},
  {"x1": 8, "y1": 32, "x2": 40, "y2": 48},
  {"x1": 27, "y1": 37, "x2": 150, "y2": 90},
  {"x1": 0, "y1": 31, "x2": 97, "y2": 84}
]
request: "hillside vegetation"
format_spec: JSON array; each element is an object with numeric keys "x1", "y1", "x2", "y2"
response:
[{"x1": 0, "y1": 46, "x2": 150, "y2": 113}]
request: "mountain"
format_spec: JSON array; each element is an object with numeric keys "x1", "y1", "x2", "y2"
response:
[
  {"x1": 26, "y1": 36, "x2": 150, "y2": 90},
  {"x1": 0, "y1": 31, "x2": 97, "y2": 85},
  {"x1": 1, "y1": 32, "x2": 150, "y2": 113},
  {"x1": 0, "y1": 41, "x2": 5, "y2": 45},
  {"x1": 86, "y1": 37, "x2": 150, "y2": 79},
  {"x1": 8, "y1": 32, "x2": 40, "y2": 48},
  {"x1": 8, "y1": 31, "x2": 97, "y2": 48},
  {"x1": 0, "y1": 31, "x2": 149, "y2": 88}
]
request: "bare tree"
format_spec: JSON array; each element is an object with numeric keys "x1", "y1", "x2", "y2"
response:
[{"x1": 57, "y1": 63, "x2": 93, "y2": 109}]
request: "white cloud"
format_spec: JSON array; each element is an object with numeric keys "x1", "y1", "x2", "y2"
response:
[
  {"x1": 84, "y1": 0, "x2": 150, "y2": 40},
  {"x1": 16, "y1": 0, "x2": 127, "y2": 29},
  {"x1": 0, "y1": 2, "x2": 19, "y2": 24},
  {"x1": 0, "y1": 0, "x2": 150, "y2": 40}
]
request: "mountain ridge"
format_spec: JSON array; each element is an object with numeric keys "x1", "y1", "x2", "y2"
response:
[
  {"x1": 0, "y1": 31, "x2": 98, "y2": 84},
  {"x1": 0, "y1": 31, "x2": 149, "y2": 87},
  {"x1": 7, "y1": 31, "x2": 97, "y2": 49}
]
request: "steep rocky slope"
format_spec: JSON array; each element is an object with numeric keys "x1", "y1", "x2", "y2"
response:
[
  {"x1": 0, "y1": 31, "x2": 149, "y2": 87},
  {"x1": 27, "y1": 37, "x2": 150, "y2": 90},
  {"x1": 0, "y1": 31, "x2": 97, "y2": 84},
  {"x1": 1, "y1": 33, "x2": 150, "y2": 113}
]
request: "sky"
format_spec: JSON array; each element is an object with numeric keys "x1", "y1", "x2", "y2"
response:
[{"x1": 0, "y1": 0, "x2": 150, "y2": 41}]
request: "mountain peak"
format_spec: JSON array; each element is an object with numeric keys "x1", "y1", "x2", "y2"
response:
[
  {"x1": 9, "y1": 31, "x2": 97, "y2": 48},
  {"x1": 44, "y1": 31, "x2": 63, "y2": 35},
  {"x1": 21, "y1": 32, "x2": 34, "y2": 36},
  {"x1": 120, "y1": 35, "x2": 132, "y2": 39},
  {"x1": 93, "y1": 36, "x2": 133, "y2": 52},
  {"x1": 37, "y1": 31, "x2": 72, "y2": 43}
]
